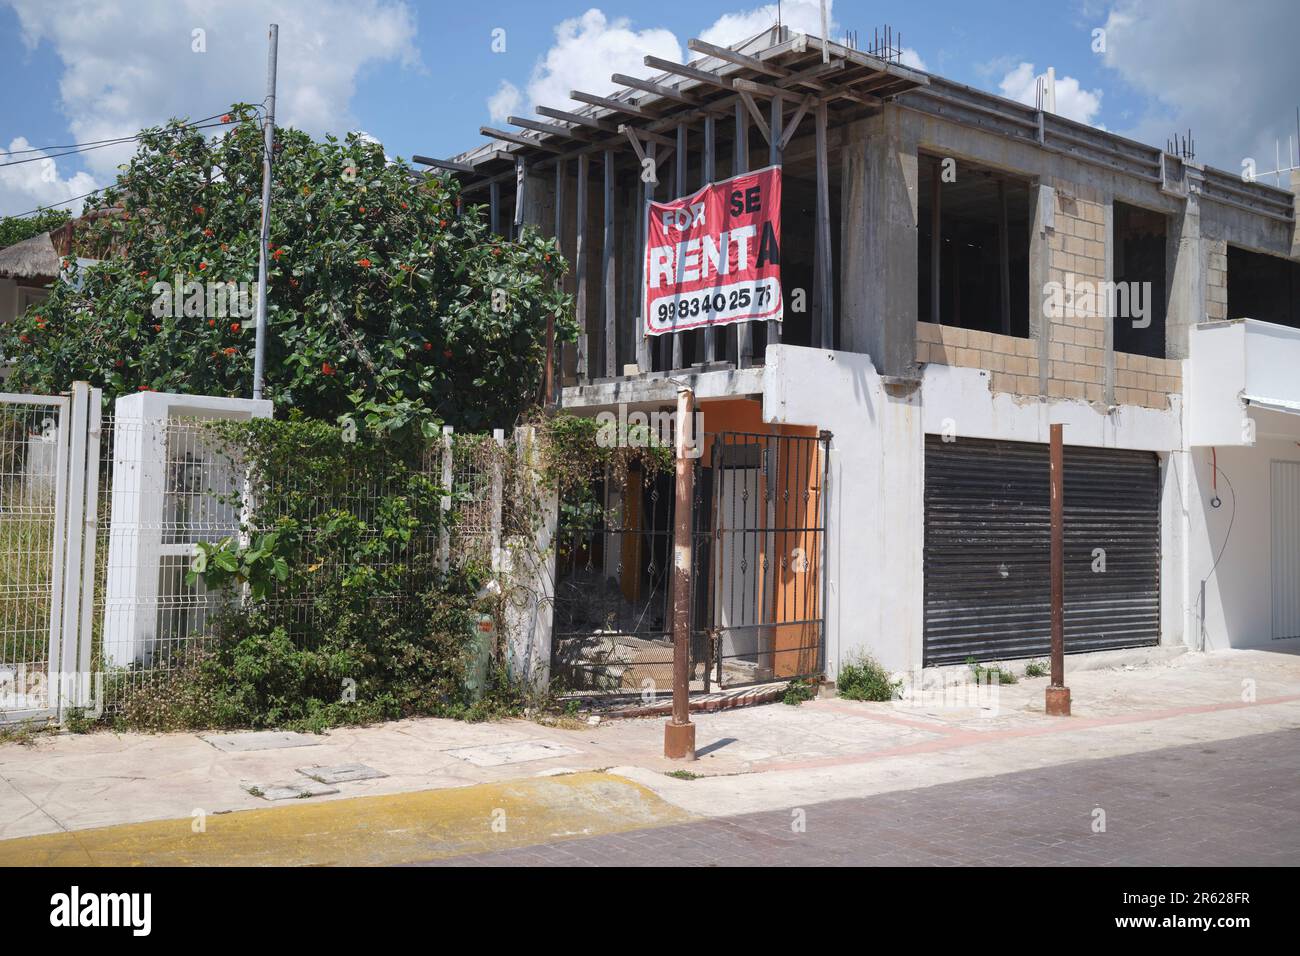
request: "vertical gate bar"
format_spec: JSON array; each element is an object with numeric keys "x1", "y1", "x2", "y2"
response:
[
  {"x1": 818, "y1": 431, "x2": 830, "y2": 676},
  {"x1": 45, "y1": 395, "x2": 72, "y2": 718}
]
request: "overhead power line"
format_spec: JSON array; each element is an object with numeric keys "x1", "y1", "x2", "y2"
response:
[{"x1": 0, "y1": 114, "x2": 248, "y2": 170}]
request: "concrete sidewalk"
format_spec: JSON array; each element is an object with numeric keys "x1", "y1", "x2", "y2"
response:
[{"x1": 2, "y1": 645, "x2": 1298, "y2": 864}]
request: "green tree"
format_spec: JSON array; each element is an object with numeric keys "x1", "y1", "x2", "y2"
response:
[
  {"x1": 0, "y1": 107, "x2": 573, "y2": 430},
  {"x1": 0, "y1": 208, "x2": 71, "y2": 250}
]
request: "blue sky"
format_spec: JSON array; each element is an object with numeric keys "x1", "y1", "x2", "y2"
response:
[{"x1": 2, "y1": 0, "x2": 1297, "y2": 217}]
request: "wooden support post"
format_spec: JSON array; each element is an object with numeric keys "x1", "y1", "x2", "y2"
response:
[
  {"x1": 636, "y1": 142, "x2": 656, "y2": 374},
  {"x1": 575, "y1": 154, "x2": 589, "y2": 382},
  {"x1": 490, "y1": 180, "x2": 501, "y2": 236},
  {"x1": 930, "y1": 162, "x2": 941, "y2": 324},
  {"x1": 768, "y1": 94, "x2": 783, "y2": 348},
  {"x1": 1047, "y1": 423, "x2": 1072, "y2": 716},
  {"x1": 551, "y1": 159, "x2": 565, "y2": 401},
  {"x1": 603, "y1": 150, "x2": 616, "y2": 378},
  {"x1": 734, "y1": 101, "x2": 753, "y2": 368},
  {"x1": 703, "y1": 114, "x2": 718, "y2": 364},
  {"x1": 814, "y1": 98, "x2": 834, "y2": 350},
  {"x1": 999, "y1": 179, "x2": 1012, "y2": 336},
  {"x1": 513, "y1": 156, "x2": 526, "y2": 239},
  {"x1": 671, "y1": 122, "x2": 687, "y2": 371}
]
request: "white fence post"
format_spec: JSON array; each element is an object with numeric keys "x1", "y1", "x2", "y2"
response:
[
  {"x1": 438, "y1": 425, "x2": 453, "y2": 572},
  {"x1": 489, "y1": 428, "x2": 505, "y2": 572},
  {"x1": 55, "y1": 382, "x2": 91, "y2": 718}
]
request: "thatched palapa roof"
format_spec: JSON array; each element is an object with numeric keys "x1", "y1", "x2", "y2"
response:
[{"x1": 0, "y1": 231, "x2": 61, "y2": 281}]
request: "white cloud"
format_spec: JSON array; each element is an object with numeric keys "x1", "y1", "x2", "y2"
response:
[
  {"x1": 1100, "y1": 0, "x2": 1300, "y2": 174},
  {"x1": 899, "y1": 48, "x2": 927, "y2": 72},
  {"x1": 495, "y1": 9, "x2": 681, "y2": 122},
  {"x1": 698, "y1": 0, "x2": 831, "y2": 47},
  {"x1": 0, "y1": 137, "x2": 99, "y2": 217},
  {"x1": 6, "y1": 0, "x2": 420, "y2": 181},
  {"x1": 487, "y1": 80, "x2": 522, "y2": 124},
  {"x1": 998, "y1": 61, "x2": 1103, "y2": 126}
]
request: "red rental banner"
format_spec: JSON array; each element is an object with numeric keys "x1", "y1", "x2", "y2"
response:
[{"x1": 643, "y1": 165, "x2": 782, "y2": 337}]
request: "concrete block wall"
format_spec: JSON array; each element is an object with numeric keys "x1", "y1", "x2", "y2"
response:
[
  {"x1": 915, "y1": 322, "x2": 1040, "y2": 395},
  {"x1": 1205, "y1": 238, "x2": 1228, "y2": 321},
  {"x1": 1045, "y1": 187, "x2": 1108, "y2": 404},
  {"x1": 915, "y1": 179, "x2": 1184, "y2": 410},
  {"x1": 1115, "y1": 352, "x2": 1182, "y2": 408}
]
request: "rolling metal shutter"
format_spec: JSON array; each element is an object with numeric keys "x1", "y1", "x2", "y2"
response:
[{"x1": 924, "y1": 435, "x2": 1160, "y2": 665}]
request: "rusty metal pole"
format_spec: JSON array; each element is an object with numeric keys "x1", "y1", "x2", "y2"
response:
[
  {"x1": 1046, "y1": 423, "x2": 1071, "y2": 716},
  {"x1": 664, "y1": 385, "x2": 697, "y2": 759}
]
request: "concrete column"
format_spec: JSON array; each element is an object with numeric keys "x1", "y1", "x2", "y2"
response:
[
  {"x1": 1291, "y1": 169, "x2": 1300, "y2": 260},
  {"x1": 1166, "y1": 170, "x2": 1206, "y2": 360},
  {"x1": 1029, "y1": 181, "x2": 1055, "y2": 396},
  {"x1": 1102, "y1": 198, "x2": 1116, "y2": 405},
  {"x1": 840, "y1": 108, "x2": 918, "y2": 377}
]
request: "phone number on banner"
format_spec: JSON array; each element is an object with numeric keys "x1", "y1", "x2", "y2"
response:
[{"x1": 649, "y1": 277, "x2": 781, "y2": 334}]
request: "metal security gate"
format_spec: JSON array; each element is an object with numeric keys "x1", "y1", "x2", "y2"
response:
[
  {"x1": 705, "y1": 431, "x2": 829, "y2": 687},
  {"x1": 0, "y1": 385, "x2": 99, "y2": 724},
  {"x1": 924, "y1": 435, "x2": 1160, "y2": 665},
  {"x1": 552, "y1": 428, "x2": 830, "y2": 695}
]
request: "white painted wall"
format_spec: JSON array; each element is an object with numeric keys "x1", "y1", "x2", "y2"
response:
[
  {"x1": 1185, "y1": 406, "x2": 1300, "y2": 649},
  {"x1": 763, "y1": 345, "x2": 922, "y2": 675},
  {"x1": 763, "y1": 345, "x2": 1186, "y2": 675}
]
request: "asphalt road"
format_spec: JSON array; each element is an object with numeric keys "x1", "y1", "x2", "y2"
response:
[{"x1": 420, "y1": 728, "x2": 1300, "y2": 866}]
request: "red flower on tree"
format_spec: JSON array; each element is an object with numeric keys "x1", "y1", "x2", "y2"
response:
[{"x1": 321, "y1": 361, "x2": 335, "y2": 376}]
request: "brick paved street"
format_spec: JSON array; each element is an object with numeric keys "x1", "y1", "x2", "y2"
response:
[{"x1": 423, "y1": 729, "x2": 1300, "y2": 866}]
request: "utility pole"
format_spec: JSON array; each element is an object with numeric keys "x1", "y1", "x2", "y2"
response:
[
  {"x1": 251, "y1": 23, "x2": 279, "y2": 401},
  {"x1": 1046, "y1": 423, "x2": 1071, "y2": 716},
  {"x1": 664, "y1": 384, "x2": 697, "y2": 760}
]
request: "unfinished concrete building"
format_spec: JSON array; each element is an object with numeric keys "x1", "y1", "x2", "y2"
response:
[{"x1": 428, "y1": 27, "x2": 1300, "y2": 689}]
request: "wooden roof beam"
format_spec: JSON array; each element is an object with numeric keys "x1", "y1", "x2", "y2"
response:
[
  {"x1": 685, "y1": 38, "x2": 785, "y2": 77},
  {"x1": 536, "y1": 105, "x2": 618, "y2": 133},
  {"x1": 611, "y1": 73, "x2": 703, "y2": 106},
  {"x1": 412, "y1": 155, "x2": 474, "y2": 174},
  {"x1": 570, "y1": 90, "x2": 659, "y2": 118},
  {"x1": 479, "y1": 127, "x2": 566, "y2": 153},
  {"x1": 507, "y1": 116, "x2": 594, "y2": 140}
]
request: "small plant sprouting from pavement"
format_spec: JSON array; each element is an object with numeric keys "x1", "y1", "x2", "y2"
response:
[
  {"x1": 665, "y1": 769, "x2": 701, "y2": 780},
  {"x1": 966, "y1": 657, "x2": 1018, "y2": 685},
  {"x1": 1024, "y1": 659, "x2": 1049, "y2": 678},
  {"x1": 782, "y1": 678, "x2": 818, "y2": 706},
  {"x1": 837, "y1": 653, "x2": 901, "y2": 701}
]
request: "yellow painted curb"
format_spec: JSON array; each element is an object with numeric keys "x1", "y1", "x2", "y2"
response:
[{"x1": 0, "y1": 772, "x2": 695, "y2": 867}]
